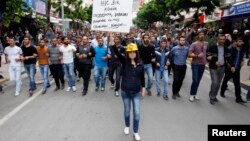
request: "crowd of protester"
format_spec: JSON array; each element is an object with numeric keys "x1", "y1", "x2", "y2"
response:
[{"x1": 0, "y1": 26, "x2": 250, "y2": 141}]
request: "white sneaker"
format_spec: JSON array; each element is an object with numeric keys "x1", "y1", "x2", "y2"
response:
[
  {"x1": 115, "y1": 91, "x2": 119, "y2": 96},
  {"x1": 124, "y1": 127, "x2": 129, "y2": 135},
  {"x1": 66, "y1": 87, "x2": 71, "y2": 92},
  {"x1": 15, "y1": 92, "x2": 20, "y2": 97},
  {"x1": 101, "y1": 87, "x2": 105, "y2": 91},
  {"x1": 134, "y1": 133, "x2": 141, "y2": 141},
  {"x1": 72, "y1": 86, "x2": 76, "y2": 92},
  {"x1": 189, "y1": 96, "x2": 194, "y2": 102},
  {"x1": 194, "y1": 96, "x2": 200, "y2": 100}
]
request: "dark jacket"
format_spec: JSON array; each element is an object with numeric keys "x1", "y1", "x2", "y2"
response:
[
  {"x1": 112, "y1": 46, "x2": 145, "y2": 94},
  {"x1": 206, "y1": 44, "x2": 231, "y2": 69},
  {"x1": 228, "y1": 47, "x2": 244, "y2": 71},
  {"x1": 108, "y1": 45, "x2": 125, "y2": 66},
  {"x1": 138, "y1": 44, "x2": 156, "y2": 65},
  {"x1": 155, "y1": 48, "x2": 170, "y2": 69},
  {"x1": 76, "y1": 45, "x2": 95, "y2": 65}
]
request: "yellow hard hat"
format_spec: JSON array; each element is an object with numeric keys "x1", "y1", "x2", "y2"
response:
[{"x1": 126, "y1": 43, "x2": 138, "y2": 52}]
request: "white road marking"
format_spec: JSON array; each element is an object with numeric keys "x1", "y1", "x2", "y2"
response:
[{"x1": 0, "y1": 80, "x2": 54, "y2": 127}]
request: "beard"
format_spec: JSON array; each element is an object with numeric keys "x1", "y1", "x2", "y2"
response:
[{"x1": 179, "y1": 43, "x2": 185, "y2": 46}]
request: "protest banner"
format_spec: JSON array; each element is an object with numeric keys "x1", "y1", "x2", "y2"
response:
[{"x1": 91, "y1": 0, "x2": 133, "y2": 33}]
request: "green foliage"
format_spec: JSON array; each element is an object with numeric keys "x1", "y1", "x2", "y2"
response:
[
  {"x1": 2, "y1": 0, "x2": 31, "y2": 27},
  {"x1": 52, "y1": 0, "x2": 92, "y2": 23},
  {"x1": 35, "y1": 15, "x2": 48, "y2": 30},
  {"x1": 84, "y1": 5, "x2": 93, "y2": 23},
  {"x1": 165, "y1": 0, "x2": 221, "y2": 16},
  {"x1": 134, "y1": 0, "x2": 221, "y2": 28},
  {"x1": 134, "y1": 0, "x2": 169, "y2": 28}
]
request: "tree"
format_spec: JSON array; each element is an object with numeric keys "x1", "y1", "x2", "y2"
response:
[
  {"x1": 84, "y1": 5, "x2": 93, "y2": 23},
  {"x1": 165, "y1": 0, "x2": 221, "y2": 17},
  {"x1": 0, "y1": 0, "x2": 31, "y2": 27},
  {"x1": 51, "y1": 0, "x2": 90, "y2": 22},
  {"x1": 134, "y1": 0, "x2": 221, "y2": 28},
  {"x1": 134, "y1": 0, "x2": 169, "y2": 28}
]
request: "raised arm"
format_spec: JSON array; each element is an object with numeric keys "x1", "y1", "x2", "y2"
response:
[{"x1": 112, "y1": 46, "x2": 126, "y2": 65}]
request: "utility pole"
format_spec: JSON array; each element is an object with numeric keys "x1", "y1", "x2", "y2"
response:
[
  {"x1": 47, "y1": 0, "x2": 51, "y2": 27},
  {"x1": 61, "y1": 0, "x2": 65, "y2": 35}
]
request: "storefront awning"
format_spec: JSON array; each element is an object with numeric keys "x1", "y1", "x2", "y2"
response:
[
  {"x1": 222, "y1": 1, "x2": 250, "y2": 20},
  {"x1": 222, "y1": 12, "x2": 250, "y2": 20}
]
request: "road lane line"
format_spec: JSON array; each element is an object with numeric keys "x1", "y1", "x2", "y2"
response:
[{"x1": 0, "y1": 80, "x2": 54, "y2": 127}]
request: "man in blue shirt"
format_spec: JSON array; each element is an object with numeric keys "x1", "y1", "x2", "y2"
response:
[
  {"x1": 94, "y1": 38, "x2": 108, "y2": 92},
  {"x1": 155, "y1": 38, "x2": 170, "y2": 100},
  {"x1": 169, "y1": 36, "x2": 189, "y2": 99}
]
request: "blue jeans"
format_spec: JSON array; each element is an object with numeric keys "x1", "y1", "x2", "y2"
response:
[
  {"x1": 40, "y1": 65, "x2": 50, "y2": 89},
  {"x1": 155, "y1": 69, "x2": 168, "y2": 96},
  {"x1": 24, "y1": 64, "x2": 36, "y2": 91},
  {"x1": 121, "y1": 91, "x2": 140, "y2": 133},
  {"x1": 94, "y1": 66, "x2": 107, "y2": 88},
  {"x1": 63, "y1": 63, "x2": 76, "y2": 87},
  {"x1": 144, "y1": 64, "x2": 154, "y2": 91},
  {"x1": 190, "y1": 64, "x2": 205, "y2": 95}
]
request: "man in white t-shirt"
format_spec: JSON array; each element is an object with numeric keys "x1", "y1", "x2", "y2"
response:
[
  {"x1": 91, "y1": 32, "x2": 101, "y2": 48},
  {"x1": 102, "y1": 32, "x2": 108, "y2": 46},
  {"x1": 60, "y1": 37, "x2": 77, "y2": 92},
  {"x1": 4, "y1": 37, "x2": 23, "y2": 96}
]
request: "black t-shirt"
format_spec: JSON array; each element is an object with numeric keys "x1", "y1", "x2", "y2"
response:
[
  {"x1": 138, "y1": 44, "x2": 156, "y2": 64},
  {"x1": 21, "y1": 45, "x2": 37, "y2": 64}
]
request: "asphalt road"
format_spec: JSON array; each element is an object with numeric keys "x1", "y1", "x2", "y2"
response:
[{"x1": 0, "y1": 65, "x2": 249, "y2": 141}]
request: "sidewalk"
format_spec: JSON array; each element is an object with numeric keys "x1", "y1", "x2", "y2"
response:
[
  {"x1": 239, "y1": 58, "x2": 250, "y2": 90},
  {"x1": 0, "y1": 55, "x2": 11, "y2": 85}
]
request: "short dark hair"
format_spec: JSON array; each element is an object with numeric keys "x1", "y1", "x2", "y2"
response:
[
  {"x1": 39, "y1": 38, "x2": 45, "y2": 42},
  {"x1": 76, "y1": 36, "x2": 82, "y2": 39},
  {"x1": 179, "y1": 36, "x2": 186, "y2": 40},
  {"x1": 218, "y1": 34, "x2": 226, "y2": 38},
  {"x1": 160, "y1": 38, "x2": 168, "y2": 43},
  {"x1": 23, "y1": 36, "x2": 31, "y2": 40},
  {"x1": 114, "y1": 35, "x2": 122, "y2": 41},
  {"x1": 142, "y1": 33, "x2": 149, "y2": 40},
  {"x1": 197, "y1": 30, "x2": 205, "y2": 35},
  {"x1": 8, "y1": 37, "x2": 15, "y2": 40},
  {"x1": 236, "y1": 36, "x2": 243, "y2": 41},
  {"x1": 62, "y1": 36, "x2": 68, "y2": 41}
]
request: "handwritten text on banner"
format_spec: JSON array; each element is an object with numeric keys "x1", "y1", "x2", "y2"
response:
[{"x1": 91, "y1": 0, "x2": 133, "y2": 33}]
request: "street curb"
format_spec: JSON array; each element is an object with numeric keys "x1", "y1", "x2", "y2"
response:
[{"x1": 0, "y1": 78, "x2": 9, "y2": 85}]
